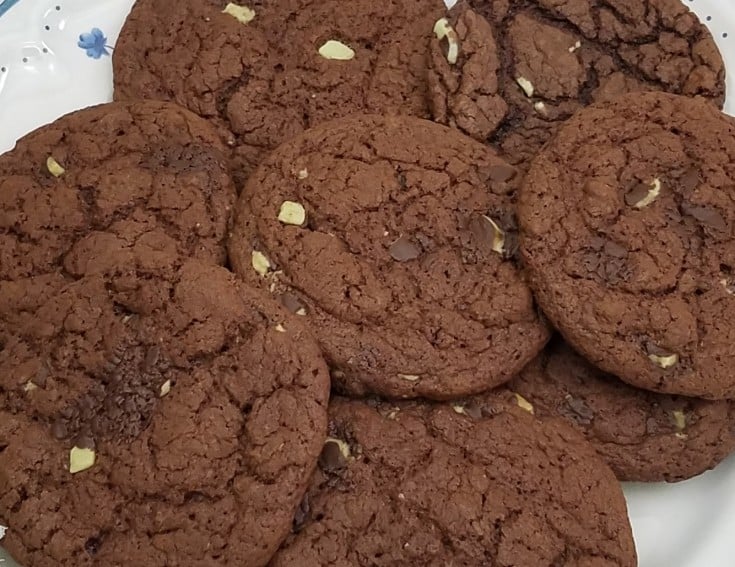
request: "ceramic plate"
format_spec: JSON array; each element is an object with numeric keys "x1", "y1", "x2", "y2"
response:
[{"x1": 1, "y1": 0, "x2": 734, "y2": 565}]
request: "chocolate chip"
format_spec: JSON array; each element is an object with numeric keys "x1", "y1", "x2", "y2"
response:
[
  {"x1": 678, "y1": 168, "x2": 701, "y2": 193},
  {"x1": 414, "y1": 232, "x2": 435, "y2": 252},
  {"x1": 143, "y1": 345, "x2": 160, "y2": 372},
  {"x1": 645, "y1": 341, "x2": 671, "y2": 357},
  {"x1": 281, "y1": 292, "x2": 306, "y2": 314},
  {"x1": 469, "y1": 216, "x2": 491, "y2": 244},
  {"x1": 319, "y1": 441, "x2": 347, "y2": 472},
  {"x1": 389, "y1": 236, "x2": 421, "y2": 262},
  {"x1": 487, "y1": 164, "x2": 517, "y2": 183},
  {"x1": 32, "y1": 363, "x2": 49, "y2": 388},
  {"x1": 681, "y1": 203, "x2": 727, "y2": 232},
  {"x1": 624, "y1": 182, "x2": 651, "y2": 207},
  {"x1": 184, "y1": 491, "x2": 208, "y2": 504},
  {"x1": 645, "y1": 416, "x2": 660, "y2": 435},
  {"x1": 502, "y1": 231, "x2": 520, "y2": 259},
  {"x1": 562, "y1": 395, "x2": 594, "y2": 424},
  {"x1": 469, "y1": 215, "x2": 518, "y2": 258},
  {"x1": 51, "y1": 419, "x2": 68, "y2": 440},
  {"x1": 603, "y1": 240, "x2": 627, "y2": 258},
  {"x1": 293, "y1": 495, "x2": 310, "y2": 533},
  {"x1": 73, "y1": 434, "x2": 96, "y2": 451},
  {"x1": 462, "y1": 402, "x2": 483, "y2": 420},
  {"x1": 84, "y1": 536, "x2": 102, "y2": 556}
]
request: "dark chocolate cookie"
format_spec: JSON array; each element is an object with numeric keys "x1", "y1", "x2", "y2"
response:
[
  {"x1": 112, "y1": 0, "x2": 448, "y2": 184},
  {"x1": 428, "y1": 0, "x2": 725, "y2": 166},
  {"x1": 0, "y1": 100, "x2": 236, "y2": 333},
  {"x1": 0, "y1": 262, "x2": 330, "y2": 567},
  {"x1": 519, "y1": 92, "x2": 735, "y2": 399},
  {"x1": 510, "y1": 340, "x2": 735, "y2": 482},
  {"x1": 228, "y1": 114, "x2": 550, "y2": 399},
  {"x1": 270, "y1": 396, "x2": 637, "y2": 566}
]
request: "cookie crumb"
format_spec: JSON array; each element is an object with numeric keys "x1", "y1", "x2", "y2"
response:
[
  {"x1": 251, "y1": 250, "x2": 272, "y2": 276},
  {"x1": 398, "y1": 374, "x2": 420, "y2": 381},
  {"x1": 318, "y1": 40, "x2": 355, "y2": 61},
  {"x1": 46, "y1": 156, "x2": 66, "y2": 177},
  {"x1": 278, "y1": 201, "x2": 307, "y2": 226},
  {"x1": 159, "y1": 379, "x2": 172, "y2": 397},
  {"x1": 513, "y1": 393, "x2": 535, "y2": 414},
  {"x1": 433, "y1": 17, "x2": 459, "y2": 64},
  {"x1": 648, "y1": 352, "x2": 678, "y2": 369},
  {"x1": 69, "y1": 447, "x2": 96, "y2": 474},
  {"x1": 222, "y1": 3, "x2": 255, "y2": 24},
  {"x1": 516, "y1": 77, "x2": 534, "y2": 97}
]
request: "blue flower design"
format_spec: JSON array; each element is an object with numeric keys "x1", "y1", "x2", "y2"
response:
[
  {"x1": 0, "y1": 0, "x2": 21, "y2": 19},
  {"x1": 78, "y1": 28, "x2": 112, "y2": 59}
]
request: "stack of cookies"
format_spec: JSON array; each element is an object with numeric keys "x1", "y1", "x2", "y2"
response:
[{"x1": 1, "y1": 0, "x2": 733, "y2": 565}]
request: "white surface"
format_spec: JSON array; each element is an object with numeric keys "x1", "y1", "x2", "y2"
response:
[{"x1": 1, "y1": 0, "x2": 735, "y2": 566}]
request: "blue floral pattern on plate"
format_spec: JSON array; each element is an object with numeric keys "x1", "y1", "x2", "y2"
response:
[
  {"x1": 0, "y1": 0, "x2": 20, "y2": 19},
  {"x1": 77, "y1": 27, "x2": 112, "y2": 58}
]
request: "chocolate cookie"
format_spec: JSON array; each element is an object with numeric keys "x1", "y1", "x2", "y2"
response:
[
  {"x1": 0, "y1": 262, "x2": 330, "y2": 567},
  {"x1": 511, "y1": 340, "x2": 735, "y2": 482},
  {"x1": 270, "y1": 396, "x2": 637, "y2": 566},
  {"x1": 519, "y1": 92, "x2": 735, "y2": 400},
  {"x1": 0, "y1": 100, "x2": 236, "y2": 332},
  {"x1": 228, "y1": 114, "x2": 550, "y2": 399},
  {"x1": 112, "y1": 0, "x2": 448, "y2": 184},
  {"x1": 428, "y1": 0, "x2": 725, "y2": 166}
]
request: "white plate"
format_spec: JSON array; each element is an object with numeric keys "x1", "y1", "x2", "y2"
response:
[{"x1": 0, "y1": 1, "x2": 734, "y2": 565}]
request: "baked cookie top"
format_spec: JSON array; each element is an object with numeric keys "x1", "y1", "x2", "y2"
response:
[
  {"x1": 519, "y1": 92, "x2": 735, "y2": 399},
  {"x1": 271, "y1": 396, "x2": 637, "y2": 566},
  {"x1": 428, "y1": 0, "x2": 726, "y2": 166},
  {"x1": 0, "y1": 262, "x2": 330, "y2": 567},
  {"x1": 229, "y1": 113, "x2": 549, "y2": 399},
  {"x1": 511, "y1": 340, "x2": 735, "y2": 482},
  {"x1": 0, "y1": 100, "x2": 236, "y2": 334},
  {"x1": 112, "y1": 0, "x2": 449, "y2": 183}
]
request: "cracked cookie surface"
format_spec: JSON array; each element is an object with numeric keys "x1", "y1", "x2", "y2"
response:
[
  {"x1": 510, "y1": 340, "x2": 735, "y2": 482},
  {"x1": 429, "y1": 0, "x2": 725, "y2": 166},
  {"x1": 112, "y1": 0, "x2": 448, "y2": 185},
  {"x1": 229, "y1": 113, "x2": 549, "y2": 399},
  {"x1": 0, "y1": 100, "x2": 236, "y2": 336},
  {"x1": 0, "y1": 262, "x2": 330, "y2": 567},
  {"x1": 270, "y1": 396, "x2": 637, "y2": 566},
  {"x1": 519, "y1": 92, "x2": 735, "y2": 399}
]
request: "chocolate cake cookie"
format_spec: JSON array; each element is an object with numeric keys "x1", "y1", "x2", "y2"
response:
[
  {"x1": 229, "y1": 114, "x2": 550, "y2": 399},
  {"x1": 0, "y1": 100, "x2": 236, "y2": 333},
  {"x1": 428, "y1": 0, "x2": 725, "y2": 166},
  {"x1": 270, "y1": 396, "x2": 637, "y2": 566},
  {"x1": 519, "y1": 92, "x2": 735, "y2": 400},
  {"x1": 112, "y1": 0, "x2": 448, "y2": 183},
  {"x1": 511, "y1": 341, "x2": 735, "y2": 482},
  {"x1": 0, "y1": 262, "x2": 330, "y2": 567}
]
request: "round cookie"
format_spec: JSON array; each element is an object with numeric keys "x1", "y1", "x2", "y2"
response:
[
  {"x1": 0, "y1": 262, "x2": 330, "y2": 567},
  {"x1": 428, "y1": 0, "x2": 725, "y2": 166},
  {"x1": 519, "y1": 92, "x2": 735, "y2": 399},
  {"x1": 112, "y1": 0, "x2": 449, "y2": 183},
  {"x1": 229, "y1": 114, "x2": 550, "y2": 400},
  {"x1": 0, "y1": 100, "x2": 236, "y2": 333},
  {"x1": 510, "y1": 340, "x2": 735, "y2": 482},
  {"x1": 270, "y1": 396, "x2": 637, "y2": 566}
]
